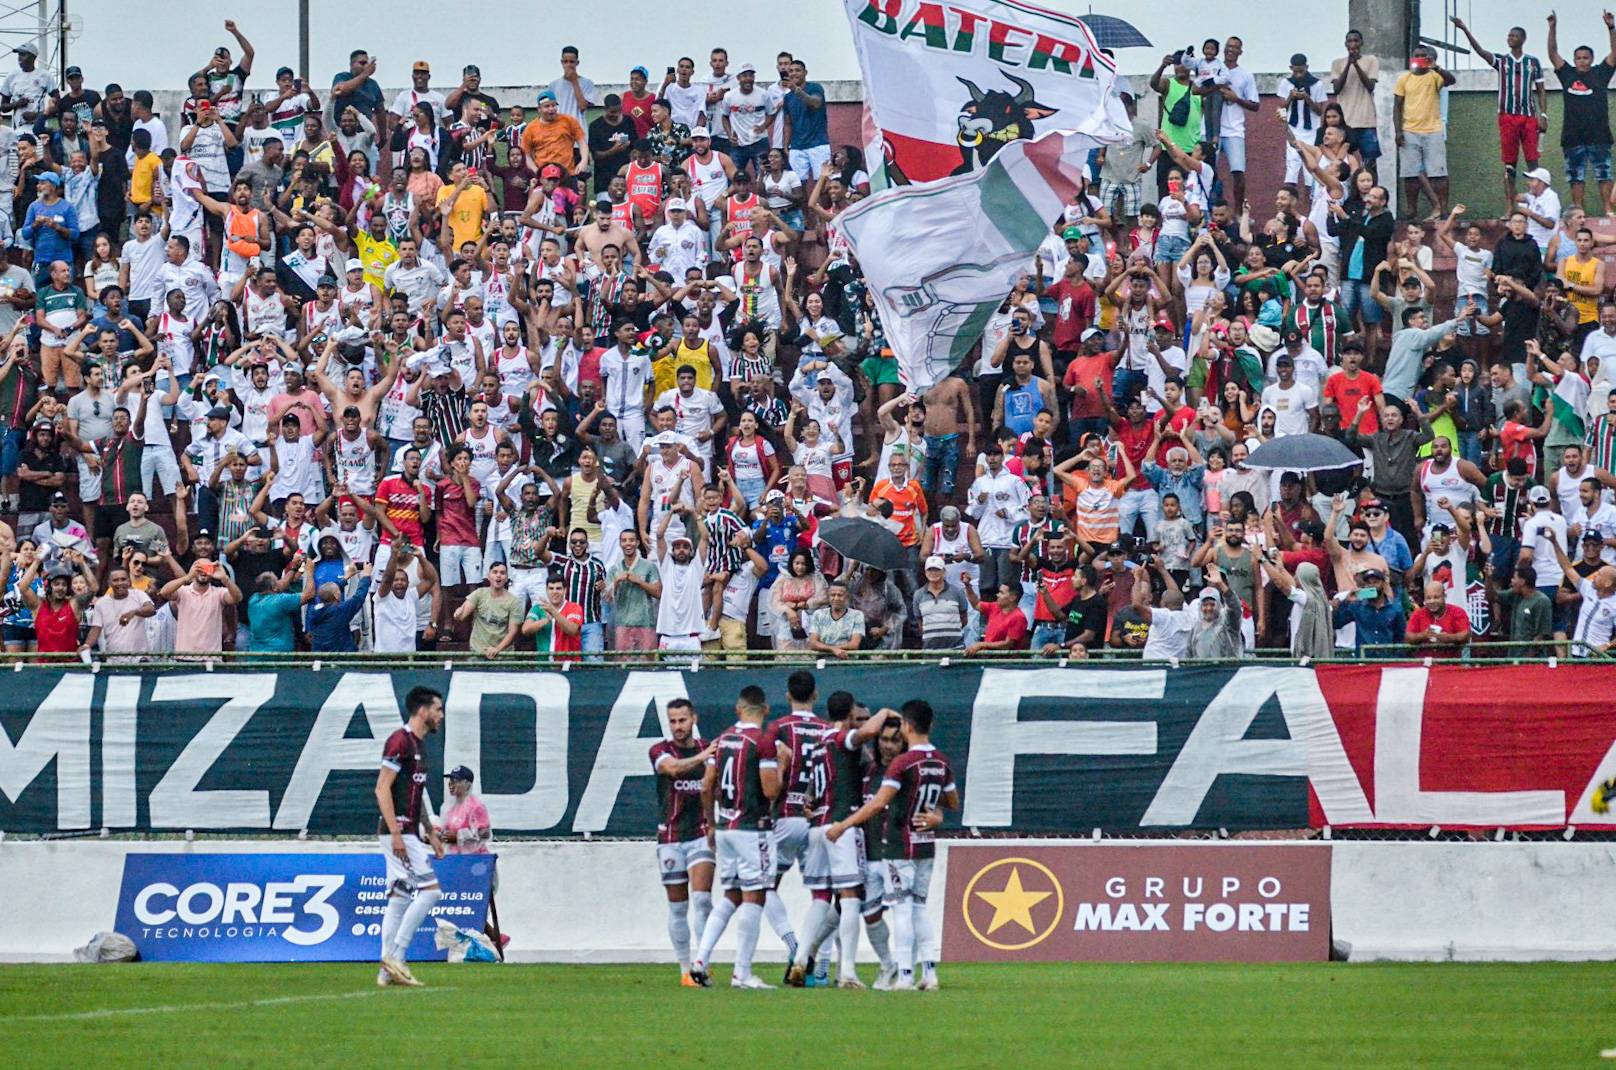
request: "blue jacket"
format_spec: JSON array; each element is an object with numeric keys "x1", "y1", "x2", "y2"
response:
[
  {"x1": 306, "y1": 576, "x2": 371, "y2": 652},
  {"x1": 1331, "y1": 597, "x2": 1407, "y2": 655}
]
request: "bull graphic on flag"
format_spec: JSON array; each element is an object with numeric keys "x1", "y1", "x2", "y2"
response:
[{"x1": 951, "y1": 71, "x2": 1058, "y2": 176}]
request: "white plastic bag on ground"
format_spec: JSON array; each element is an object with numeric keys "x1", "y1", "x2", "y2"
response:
[
  {"x1": 432, "y1": 919, "x2": 498, "y2": 963},
  {"x1": 74, "y1": 931, "x2": 138, "y2": 963}
]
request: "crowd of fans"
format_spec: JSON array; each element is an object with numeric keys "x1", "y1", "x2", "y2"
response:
[{"x1": 0, "y1": 16, "x2": 1610, "y2": 662}]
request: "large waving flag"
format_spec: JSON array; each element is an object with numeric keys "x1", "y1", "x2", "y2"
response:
[
  {"x1": 844, "y1": 0, "x2": 1126, "y2": 184},
  {"x1": 839, "y1": 130, "x2": 1105, "y2": 392}
]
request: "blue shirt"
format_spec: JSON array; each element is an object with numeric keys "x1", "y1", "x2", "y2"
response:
[
  {"x1": 1367, "y1": 528, "x2": 1414, "y2": 584},
  {"x1": 784, "y1": 82, "x2": 828, "y2": 150},
  {"x1": 1332, "y1": 597, "x2": 1407, "y2": 654},
  {"x1": 21, "y1": 198, "x2": 79, "y2": 269},
  {"x1": 752, "y1": 514, "x2": 803, "y2": 586},
  {"x1": 247, "y1": 590, "x2": 303, "y2": 652},
  {"x1": 1142, "y1": 462, "x2": 1207, "y2": 525},
  {"x1": 306, "y1": 576, "x2": 371, "y2": 651},
  {"x1": 63, "y1": 168, "x2": 98, "y2": 230}
]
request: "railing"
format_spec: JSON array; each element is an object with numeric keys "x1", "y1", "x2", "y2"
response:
[{"x1": 9, "y1": 640, "x2": 1601, "y2": 670}]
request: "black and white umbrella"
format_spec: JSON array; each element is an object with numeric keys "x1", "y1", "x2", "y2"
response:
[
  {"x1": 1080, "y1": 14, "x2": 1151, "y2": 51},
  {"x1": 1244, "y1": 433, "x2": 1363, "y2": 473}
]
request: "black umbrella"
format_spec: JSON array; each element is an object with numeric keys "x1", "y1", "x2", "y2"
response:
[
  {"x1": 814, "y1": 517, "x2": 911, "y2": 573},
  {"x1": 1244, "y1": 433, "x2": 1363, "y2": 473},
  {"x1": 1080, "y1": 14, "x2": 1151, "y2": 51}
]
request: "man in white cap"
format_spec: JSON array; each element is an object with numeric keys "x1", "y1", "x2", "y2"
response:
[
  {"x1": 721, "y1": 63, "x2": 778, "y2": 177},
  {"x1": 912, "y1": 553, "x2": 969, "y2": 649},
  {"x1": 649, "y1": 196, "x2": 707, "y2": 279},
  {"x1": 682, "y1": 125, "x2": 734, "y2": 255},
  {"x1": 340, "y1": 256, "x2": 381, "y2": 328},
  {"x1": 1, "y1": 42, "x2": 52, "y2": 128},
  {"x1": 1516, "y1": 166, "x2": 1561, "y2": 253},
  {"x1": 655, "y1": 502, "x2": 709, "y2": 651}
]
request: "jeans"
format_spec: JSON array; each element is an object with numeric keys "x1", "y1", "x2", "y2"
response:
[
  {"x1": 1339, "y1": 278, "x2": 1381, "y2": 325},
  {"x1": 1490, "y1": 536, "x2": 1521, "y2": 579},
  {"x1": 1457, "y1": 430, "x2": 1483, "y2": 468},
  {"x1": 1030, "y1": 622, "x2": 1067, "y2": 650},
  {"x1": 0, "y1": 426, "x2": 23, "y2": 478},
  {"x1": 1118, "y1": 487, "x2": 1161, "y2": 540},
  {"x1": 580, "y1": 620, "x2": 605, "y2": 662},
  {"x1": 923, "y1": 433, "x2": 961, "y2": 497}
]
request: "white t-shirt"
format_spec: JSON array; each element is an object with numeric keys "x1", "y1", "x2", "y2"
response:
[
  {"x1": 1417, "y1": 539, "x2": 1467, "y2": 603},
  {"x1": 1217, "y1": 66, "x2": 1259, "y2": 138},
  {"x1": 1523, "y1": 187, "x2": 1562, "y2": 251},
  {"x1": 371, "y1": 586, "x2": 419, "y2": 652},
  {"x1": 1260, "y1": 381, "x2": 1318, "y2": 437},
  {"x1": 721, "y1": 87, "x2": 775, "y2": 146},
  {"x1": 1143, "y1": 345, "x2": 1187, "y2": 413},
  {"x1": 1520, "y1": 510, "x2": 1569, "y2": 587},
  {"x1": 663, "y1": 81, "x2": 706, "y2": 128},
  {"x1": 120, "y1": 235, "x2": 167, "y2": 303},
  {"x1": 656, "y1": 552, "x2": 705, "y2": 636},
  {"x1": 1266, "y1": 347, "x2": 1328, "y2": 398},
  {"x1": 1451, "y1": 241, "x2": 1494, "y2": 298},
  {"x1": 1573, "y1": 579, "x2": 1616, "y2": 655},
  {"x1": 1574, "y1": 501, "x2": 1616, "y2": 565},
  {"x1": 720, "y1": 564, "x2": 760, "y2": 622},
  {"x1": 1142, "y1": 604, "x2": 1196, "y2": 660}
]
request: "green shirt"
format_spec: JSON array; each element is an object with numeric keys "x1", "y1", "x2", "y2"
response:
[
  {"x1": 607, "y1": 556, "x2": 660, "y2": 629},
  {"x1": 464, "y1": 587, "x2": 519, "y2": 654},
  {"x1": 247, "y1": 591, "x2": 303, "y2": 652},
  {"x1": 1159, "y1": 79, "x2": 1203, "y2": 153},
  {"x1": 1497, "y1": 588, "x2": 1553, "y2": 655}
]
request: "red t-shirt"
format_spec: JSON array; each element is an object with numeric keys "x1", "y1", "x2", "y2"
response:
[
  {"x1": 34, "y1": 599, "x2": 78, "y2": 654},
  {"x1": 1322, "y1": 369, "x2": 1382, "y2": 434},
  {"x1": 376, "y1": 475, "x2": 427, "y2": 546},
  {"x1": 1154, "y1": 406, "x2": 1196, "y2": 463},
  {"x1": 1063, "y1": 352, "x2": 1115, "y2": 420},
  {"x1": 435, "y1": 476, "x2": 482, "y2": 547},
  {"x1": 1045, "y1": 279, "x2": 1096, "y2": 352},
  {"x1": 982, "y1": 602, "x2": 1030, "y2": 647},
  {"x1": 1499, "y1": 421, "x2": 1539, "y2": 477},
  {"x1": 576, "y1": 346, "x2": 606, "y2": 394},
  {"x1": 1112, "y1": 418, "x2": 1154, "y2": 490},
  {"x1": 1032, "y1": 566, "x2": 1076, "y2": 622},
  {"x1": 621, "y1": 90, "x2": 657, "y2": 137},
  {"x1": 1406, "y1": 602, "x2": 1470, "y2": 656}
]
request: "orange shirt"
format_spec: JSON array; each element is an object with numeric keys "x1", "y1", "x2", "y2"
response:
[
  {"x1": 1068, "y1": 476, "x2": 1128, "y2": 546},
  {"x1": 1322, "y1": 369, "x2": 1383, "y2": 434},
  {"x1": 520, "y1": 115, "x2": 585, "y2": 174},
  {"x1": 870, "y1": 478, "x2": 927, "y2": 547}
]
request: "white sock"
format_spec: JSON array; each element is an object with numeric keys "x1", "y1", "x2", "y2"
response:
[
  {"x1": 913, "y1": 901, "x2": 936, "y2": 974},
  {"x1": 794, "y1": 898, "x2": 831, "y2": 967},
  {"x1": 390, "y1": 886, "x2": 442, "y2": 961},
  {"x1": 380, "y1": 892, "x2": 408, "y2": 958},
  {"x1": 691, "y1": 891, "x2": 713, "y2": 951},
  {"x1": 865, "y1": 915, "x2": 894, "y2": 969},
  {"x1": 695, "y1": 896, "x2": 737, "y2": 967},
  {"x1": 891, "y1": 898, "x2": 916, "y2": 974},
  {"x1": 837, "y1": 900, "x2": 862, "y2": 980},
  {"x1": 667, "y1": 900, "x2": 691, "y2": 971},
  {"x1": 763, "y1": 890, "x2": 796, "y2": 954},
  {"x1": 733, "y1": 902, "x2": 764, "y2": 979}
]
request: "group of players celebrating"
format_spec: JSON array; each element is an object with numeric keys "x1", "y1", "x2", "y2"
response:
[{"x1": 652, "y1": 671, "x2": 958, "y2": 990}]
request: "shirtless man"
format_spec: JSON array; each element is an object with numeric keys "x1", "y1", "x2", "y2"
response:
[
  {"x1": 574, "y1": 196, "x2": 643, "y2": 273},
  {"x1": 310, "y1": 337, "x2": 401, "y2": 427},
  {"x1": 919, "y1": 370, "x2": 978, "y2": 500}
]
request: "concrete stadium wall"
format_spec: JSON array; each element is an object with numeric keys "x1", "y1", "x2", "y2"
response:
[{"x1": 4, "y1": 838, "x2": 1613, "y2": 964}]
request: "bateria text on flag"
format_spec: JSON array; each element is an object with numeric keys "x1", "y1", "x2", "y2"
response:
[{"x1": 844, "y1": 0, "x2": 1126, "y2": 185}]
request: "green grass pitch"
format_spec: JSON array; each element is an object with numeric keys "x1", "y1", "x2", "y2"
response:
[{"x1": 2, "y1": 961, "x2": 1609, "y2": 1068}]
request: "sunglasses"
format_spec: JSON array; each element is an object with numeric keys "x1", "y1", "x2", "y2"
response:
[{"x1": 1362, "y1": 508, "x2": 1385, "y2": 516}]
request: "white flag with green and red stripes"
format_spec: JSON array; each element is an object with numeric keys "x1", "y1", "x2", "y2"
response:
[
  {"x1": 838, "y1": 130, "x2": 1107, "y2": 392},
  {"x1": 844, "y1": 0, "x2": 1127, "y2": 185}
]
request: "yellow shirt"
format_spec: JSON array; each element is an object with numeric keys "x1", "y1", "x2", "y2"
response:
[
  {"x1": 1564, "y1": 254, "x2": 1601, "y2": 323},
  {"x1": 653, "y1": 341, "x2": 715, "y2": 396},
  {"x1": 1394, "y1": 70, "x2": 1443, "y2": 135},
  {"x1": 130, "y1": 153, "x2": 163, "y2": 214},
  {"x1": 435, "y1": 183, "x2": 490, "y2": 252},
  {"x1": 353, "y1": 231, "x2": 399, "y2": 293}
]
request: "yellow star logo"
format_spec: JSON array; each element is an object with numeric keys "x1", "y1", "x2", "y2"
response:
[{"x1": 974, "y1": 865, "x2": 1053, "y2": 935}]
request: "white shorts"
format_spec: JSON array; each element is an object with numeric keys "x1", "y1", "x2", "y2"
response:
[
  {"x1": 507, "y1": 564, "x2": 547, "y2": 607},
  {"x1": 716, "y1": 828, "x2": 776, "y2": 892},
  {"x1": 439, "y1": 543, "x2": 484, "y2": 586},
  {"x1": 656, "y1": 836, "x2": 716, "y2": 886},
  {"x1": 773, "y1": 815, "x2": 810, "y2": 876},
  {"x1": 800, "y1": 825, "x2": 831, "y2": 890},
  {"x1": 827, "y1": 826, "x2": 867, "y2": 891},
  {"x1": 884, "y1": 857, "x2": 935, "y2": 904},
  {"x1": 789, "y1": 144, "x2": 832, "y2": 183},
  {"x1": 862, "y1": 857, "x2": 888, "y2": 914},
  {"x1": 76, "y1": 454, "x2": 103, "y2": 503},
  {"x1": 658, "y1": 634, "x2": 701, "y2": 652},
  {"x1": 379, "y1": 832, "x2": 437, "y2": 894},
  {"x1": 141, "y1": 445, "x2": 183, "y2": 497}
]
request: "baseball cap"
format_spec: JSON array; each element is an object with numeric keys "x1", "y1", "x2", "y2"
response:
[
  {"x1": 207, "y1": 405, "x2": 232, "y2": 420},
  {"x1": 14, "y1": 43, "x2": 38, "y2": 57},
  {"x1": 1361, "y1": 498, "x2": 1386, "y2": 512},
  {"x1": 36, "y1": 171, "x2": 60, "y2": 187},
  {"x1": 445, "y1": 765, "x2": 475, "y2": 783},
  {"x1": 1429, "y1": 522, "x2": 1453, "y2": 536},
  {"x1": 1282, "y1": 328, "x2": 1304, "y2": 345},
  {"x1": 1524, "y1": 166, "x2": 1552, "y2": 185},
  {"x1": 924, "y1": 554, "x2": 946, "y2": 572},
  {"x1": 1357, "y1": 567, "x2": 1386, "y2": 583},
  {"x1": 536, "y1": 89, "x2": 556, "y2": 103},
  {"x1": 1081, "y1": 327, "x2": 1104, "y2": 342},
  {"x1": 630, "y1": 65, "x2": 649, "y2": 78},
  {"x1": 1584, "y1": 529, "x2": 1606, "y2": 543},
  {"x1": 1153, "y1": 315, "x2": 1175, "y2": 331},
  {"x1": 412, "y1": 60, "x2": 430, "y2": 72},
  {"x1": 64, "y1": 65, "x2": 80, "y2": 78},
  {"x1": 763, "y1": 489, "x2": 786, "y2": 504},
  {"x1": 1061, "y1": 224, "x2": 1084, "y2": 241},
  {"x1": 666, "y1": 196, "x2": 689, "y2": 212},
  {"x1": 739, "y1": 62, "x2": 757, "y2": 74},
  {"x1": 1197, "y1": 586, "x2": 1222, "y2": 604},
  {"x1": 464, "y1": 64, "x2": 481, "y2": 76},
  {"x1": 540, "y1": 163, "x2": 563, "y2": 179},
  {"x1": 1528, "y1": 485, "x2": 1551, "y2": 504},
  {"x1": 670, "y1": 533, "x2": 694, "y2": 547},
  {"x1": 345, "y1": 257, "x2": 363, "y2": 273},
  {"x1": 690, "y1": 125, "x2": 712, "y2": 139},
  {"x1": 49, "y1": 490, "x2": 68, "y2": 504},
  {"x1": 1275, "y1": 352, "x2": 1295, "y2": 366}
]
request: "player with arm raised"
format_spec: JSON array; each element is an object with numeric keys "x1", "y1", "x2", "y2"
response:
[
  {"x1": 373, "y1": 685, "x2": 447, "y2": 989},
  {"x1": 689, "y1": 684, "x2": 782, "y2": 988},
  {"x1": 649, "y1": 697, "x2": 719, "y2": 985},
  {"x1": 787, "y1": 693, "x2": 890, "y2": 988},
  {"x1": 827, "y1": 698, "x2": 957, "y2": 991}
]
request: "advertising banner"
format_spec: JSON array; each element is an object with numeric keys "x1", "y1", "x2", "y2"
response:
[
  {"x1": 113, "y1": 852, "x2": 495, "y2": 962},
  {"x1": 942, "y1": 844, "x2": 1332, "y2": 963},
  {"x1": 2, "y1": 665, "x2": 1614, "y2": 836}
]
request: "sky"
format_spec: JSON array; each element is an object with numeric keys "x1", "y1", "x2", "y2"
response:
[{"x1": 30, "y1": 0, "x2": 1615, "y2": 90}]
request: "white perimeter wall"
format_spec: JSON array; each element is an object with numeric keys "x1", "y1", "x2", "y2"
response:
[{"x1": 2, "y1": 838, "x2": 1612, "y2": 964}]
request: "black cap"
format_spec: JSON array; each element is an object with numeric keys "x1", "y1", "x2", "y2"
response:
[
  {"x1": 64, "y1": 65, "x2": 81, "y2": 78},
  {"x1": 445, "y1": 765, "x2": 475, "y2": 783},
  {"x1": 50, "y1": 490, "x2": 68, "y2": 504},
  {"x1": 207, "y1": 405, "x2": 231, "y2": 420},
  {"x1": 1583, "y1": 529, "x2": 1606, "y2": 543},
  {"x1": 1282, "y1": 328, "x2": 1304, "y2": 345},
  {"x1": 1429, "y1": 522, "x2": 1453, "y2": 536}
]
